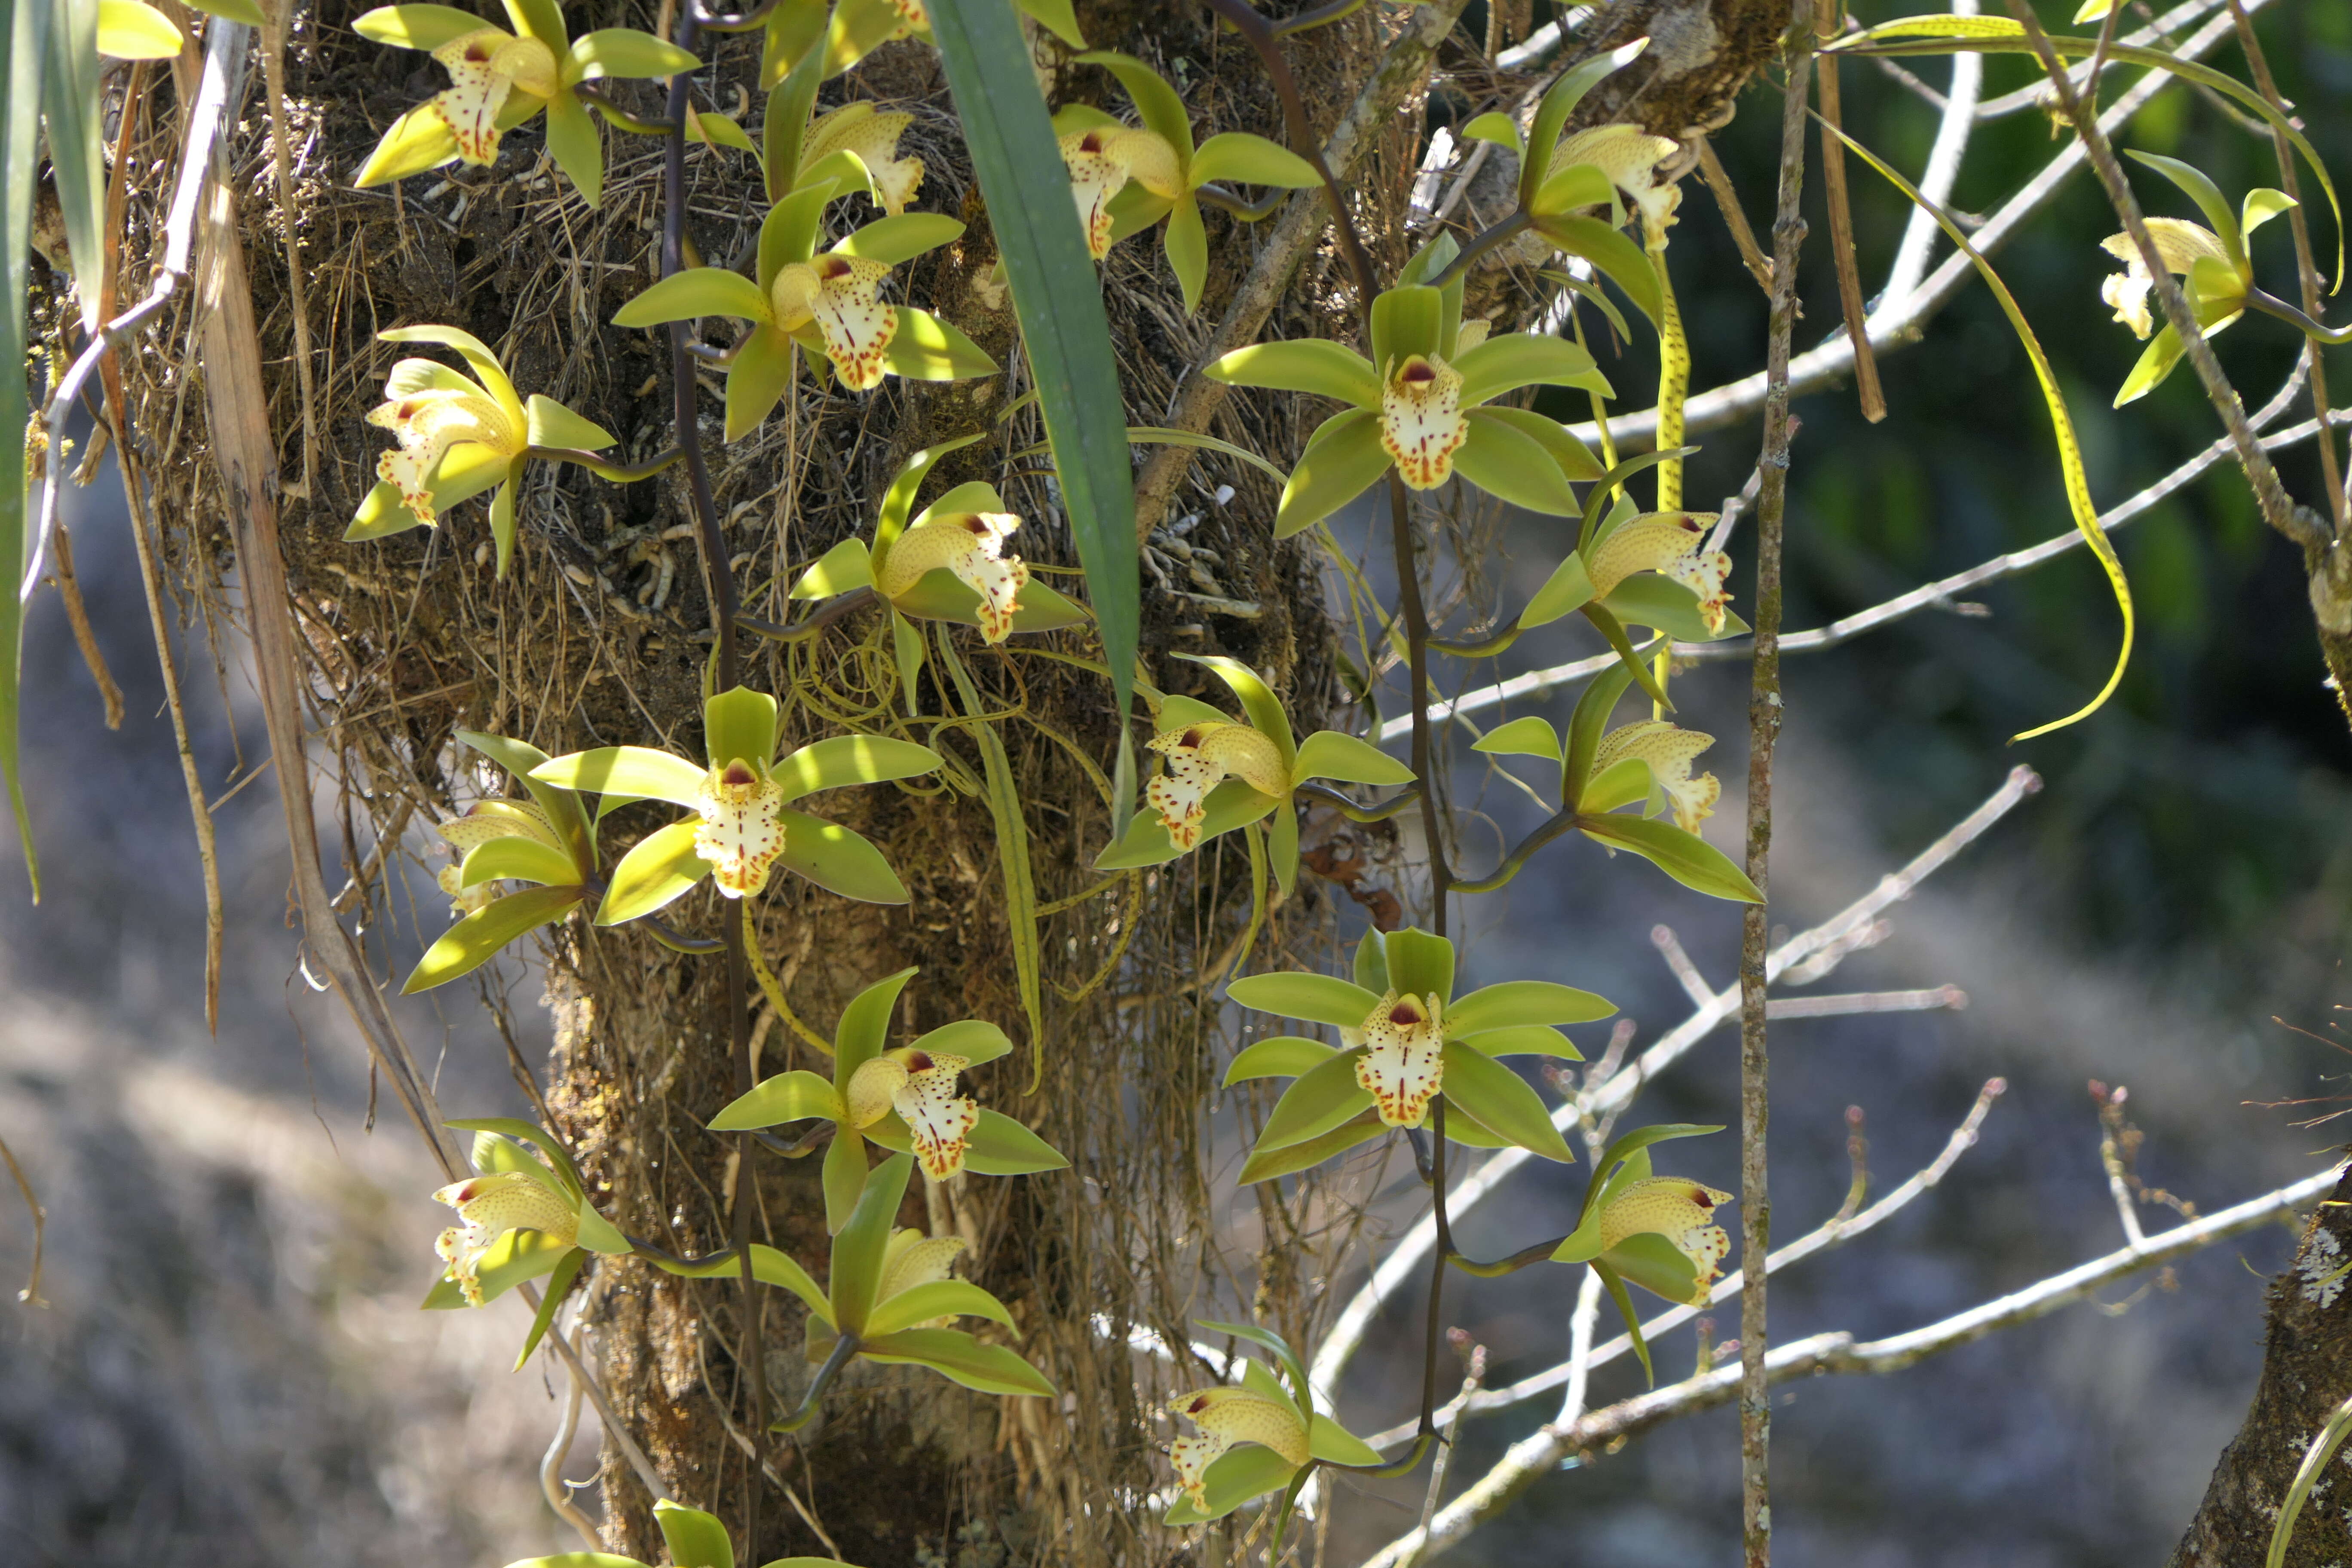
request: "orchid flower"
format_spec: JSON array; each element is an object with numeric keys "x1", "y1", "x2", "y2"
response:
[
  {"x1": 1157, "y1": 1320, "x2": 1382, "y2": 1526},
  {"x1": 1223, "y1": 928, "x2": 1613, "y2": 1182},
  {"x1": 1552, "y1": 1122, "x2": 1735, "y2": 1381},
  {"x1": 614, "y1": 199, "x2": 992, "y2": 438},
  {"x1": 1096, "y1": 655, "x2": 1415, "y2": 900},
  {"x1": 1469, "y1": 657, "x2": 1759, "y2": 903},
  {"x1": 2098, "y1": 153, "x2": 2295, "y2": 406},
  {"x1": 1052, "y1": 53, "x2": 1321, "y2": 311},
  {"x1": 348, "y1": 326, "x2": 620, "y2": 577},
  {"x1": 708, "y1": 966, "x2": 1067, "y2": 1233},
  {"x1": 532, "y1": 686, "x2": 941, "y2": 925},
  {"x1": 799, "y1": 102, "x2": 925, "y2": 214},
  {"x1": 1206, "y1": 237, "x2": 1612, "y2": 535},
  {"x1": 353, "y1": 2, "x2": 696, "y2": 204},
  {"x1": 404, "y1": 732, "x2": 603, "y2": 994}
]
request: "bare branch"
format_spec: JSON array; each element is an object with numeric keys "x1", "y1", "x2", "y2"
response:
[
  {"x1": 1879, "y1": 0, "x2": 1981, "y2": 310},
  {"x1": 1360, "y1": 1161, "x2": 2340, "y2": 1567},
  {"x1": 1767, "y1": 985, "x2": 1965, "y2": 1019}
]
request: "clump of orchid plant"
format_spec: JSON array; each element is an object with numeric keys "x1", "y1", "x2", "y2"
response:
[
  {"x1": 352, "y1": 0, "x2": 696, "y2": 203},
  {"x1": 1222, "y1": 928, "x2": 1611, "y2": 1182},
  {"x1": 707, "y1": 965, "x2": 1067, "y2": 1232},
  {"x1": 531, "y1": 686, "x2": 940, "y2": 922}
]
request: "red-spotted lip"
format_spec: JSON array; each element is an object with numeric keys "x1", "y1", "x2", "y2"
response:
[
  {"x1": 1077, "y1": 130, "x2": 1113, "y2": 154},
  {"x1": 1690, "y1": 1187, "x2": 1717, "y2": 1209},
  {"x1": 720, "y1": 760, "x2": 758, "y2": 786},
  {"x1": 903, "y1": 1050, "x2": 935, "y2": 1072},
  {"x1": 1387, "y1": 998, "x2": 1426, "y2": 1026},
  {"x1": 1177, "y1": 726, "x2": 1207, "y2": 748},
  {"x1": 462, "y1": 39, "x2": 496, "y2": 61},
  {"x1": 815, "y1": 255, "x2": 854, "y2": 282},
  {"x1": 1397, "y1": 358, "x2": 1439, "y2": 386}
]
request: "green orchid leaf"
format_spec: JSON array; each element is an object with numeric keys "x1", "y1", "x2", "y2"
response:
[
  {"x1": 1521, "y1": 38, "x2": 1648, "y2": 208},
  {"x1": 354, "y1": 3, "x2": 487, "y2": 47},
  {"x1": 858, "y1": 1326, "x2": 1057, "y2": 1396},
  {"x1": 1252, "y1": 1051, "x2": 1375, "y2": 1152},
  {"x1": 959, "y1": 1109, "x2": 1069, "y2": 1174},
  {"x1": 1225, "y1": 1035, "x2": 1338, "y2": 1085},
  {"x1": 790, "y1": 537, "x2": 876, "y2": 599},
  {"x1": 836, "y1": 212, "x2": 966, "y2": 264},
  {"x1": 570, "y1": 27, "x2": 698, "y2": 78},
  {"x1": 1471, "y1": 715, "x2": 1562, "y2": 762},
  {"x1": 879, "y1": 309, "x2": 1001, "y2": 380},
  {"x1": 772, "y1": 736, "x2": 942, "y2": 802},
  {"x1": 1235, "y1": 1111, "x2": 1384, "y2": 1184},
  {"x1": 1447, "y1": 979, "x2": 1615, "y2": 1033},
  {"x1": 829, "y1": 1152, "x2": 915, "y2": 1334},
  {"x1": 1189, "y1": 130, "x2": 1319, "y2": 189},
  {"x1": 1227, "y1": 971, "x2": 1382, "y2": 1029},
  {"x1": 1308, "y1": 1412, "x2": 1383, "y2": 1467},
  {"x1": 422, "y1": 1228, "x2": 572, "y2": 1309},
  {"x1": 1577, "y1": 812, "x2": 1761, "y2": 901},
  {"x1": 1291, "y1": 730, "x2": 1413, "y2": 787},
  {"x1": 928, "y1": 0, "x2": 1139, "y2": 733},
  {"x1": 1379, "y1": 927, "x2": 1455, "y2": 1004},
  {"x1": 356, "y1": 103, "x2": 461, "y2": 186},
  {"x1": 404, "y1": 885, "x2": 582, "y2": 992},
  {"x1": 458, "y1": 835, "x2": 582, "y2": 890},
  {"x1": 822, "y1": 1128, "x2": 868, "y2": 1235},
  {"x1": 1439, "y1": 1043, "x2": 1574, "y2": 1161},
  {"x1": 834, "y1": 966, "x2": 919, "y2": 1073},
  {"x1": 534, "y1": 746, "x2": 706, "y2": 807},
  {"x1": 1531, "y1": 213, "x2": 1662, "y2": 324},
  {"x1": 1160, "y1": 1442, "x2": 1298, "y2": 1525},
  {"x1": 613, "y1": 266, "x2": 773, "y2": 328},
  {"x1": 708, "y1": 1069, "x2": 846, "y2": 1130},
  {"x1": 1203, "y1": 340, "x2": 1380, "y2": 407},
  {"x1": 1075, "y1": 49, "x2": 1194, "y2": 156},
  {"x1": 44, "y1": 0, "x2": 106, "y2": 338},
  {"x1": 524, "y1": 394, "x2": 617, "y2": 452},
  {"x1": 864, "y1": 1279, "x2": 1018, "y2": 1339},
  {"x1": 654, "y1": 1501, "x2": 734, "y2": 1568},
  {"x1": 1452, "y1": 332, "x2": 1605, "y2": 406},
  {"x1": 595, "y1": 820, "x2": 707, "y2": 924},
  {"x1": 1275, "y1": 408, "x2": 1389, "y2": 538},
  {"x1": 513, "y1": 1247, "x2": 588, "y2": 1371},
  {"x1": 1458, "y1": 1024, "x2": 1583, "y2": 1060},
  {"x1": 1457, "y1": 409, "x2": 1580, "y2": 515}
]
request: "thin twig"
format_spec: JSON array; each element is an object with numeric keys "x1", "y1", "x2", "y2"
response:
[
  {"x1": 1741, "y1": 14, "x2": 1814, "y2": 1559},
  {"x1": 47, "y1": 524, "x2": 123, "y2": 729},
  {"x1": 1813, "y1": 40, "x2": 1886, "y2": 422},
  {"x1": 262, "y1": 0, "x2": 319, "y2": 497},
  {"x1": 0, "y1": 1132, "x2": 46, "y2": 1307},
  {"x1": 1879, "y1": 0, "x2": 1980, "y2": 310},
  {"x1": 1694, "y1": 139, "x2": 1775, "y2": 297}
]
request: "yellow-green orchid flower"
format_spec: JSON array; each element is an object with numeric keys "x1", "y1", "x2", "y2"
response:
[
  {"x1": 347, "y1": 326, "x2": 622, "y2": 576},
  {"x1": 2101, "y1": 153, "x2": 2295, "y2": 405},
  {"x1": 420, "y1": 1119, "x2": 631, "y2": 1356},
  {"x1": 787, "y1": 441, "x2": 1091, "y2": 683},
  {"x1": 1551, "y1": 1122, "x2": 1732, "y2": 1381},
  {"x1": 96, "y1": 0, "x2": 194, "y2": 59},
  {"x1": 530, "y1": 686, "x2": 942, "y2": 922},
  {"x1": 614, "y1": 197, "x2": 992, "y2": 438},
  {"x1": 708, "y1": 967, "x2": 1067, "y2": 1232},
  {"x1": 434, "y1": 1168, "x2": 577, "y2": 1308},
  {"x1": 404, "y1": 731, "x2": 603, "y2": 993},
  {"x1": 1157, "y1": 1320, "x2": 1382, "y2": 1527},
  {"x1": 1095, "y1": 655, "x2": 1415, "y2": 899},
  {"x1": 352, "y1": 1, "x2": 697, "y2": 204},
  {"x1": 1205, "y1": 237, "x2": 1611, "y2": 535},
  {"x1": 799, "y1": 102, "x2": 925, "y2": 214},
  {"x1": 1050, "y1": 53, "x2": 1321, "y2": 312},
  {"x1": 1469, "y1": 657, "x2": 1760, "y2": 903},
  {"x1": 1223, "y1": 928, "x2": 1611, "y2": 1182}
]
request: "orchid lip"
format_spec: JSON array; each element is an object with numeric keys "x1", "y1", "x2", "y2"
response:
[{"x1": 720, "y1": 760, "x2": 756, "y2": 785}]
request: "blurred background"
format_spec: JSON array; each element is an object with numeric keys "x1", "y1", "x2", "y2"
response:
[{"x1": 6, "y1": 1, "x2": 2352, "y2": 1564}]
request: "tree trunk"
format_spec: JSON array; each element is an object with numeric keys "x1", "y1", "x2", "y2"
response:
[
  {"x1": 106, "y1": 0, "x2": 1801, "y2": 1561},
  {"x1": 2167, "y1": 1164, "x2": 2352, "y2": 1568}
]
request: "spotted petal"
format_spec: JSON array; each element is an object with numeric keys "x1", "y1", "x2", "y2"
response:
[
  {"x1": 1592, "y1": 720, "x2": 1719, "y2": 831},
  {"x1": 693, "y1": 760, "x2": 787, "y2": 898},
  {"x1": 428, "y1": 29, "x2": 556, "y2": 165},
  {"x1": 1352, "y1": 991, "x2": 1445, "y2": 1128},
  {"x1": 1380, "y1": 355, "x2": 1467, "y2": 490}
]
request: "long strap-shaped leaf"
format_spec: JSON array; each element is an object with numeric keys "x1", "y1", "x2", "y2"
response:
[
  {"x1": 934, "y1": 626, "x2": 1046, "y2": 1074},
  {"x1": 1828, "y1": 118, "x2": 2134, "y2": 742},
  {"x1": 926, "y1": 0, "x2": 1139, "y2": 736},
  {"x1": 0, "y1": 0, "x2": 50, "y2": 894}
]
